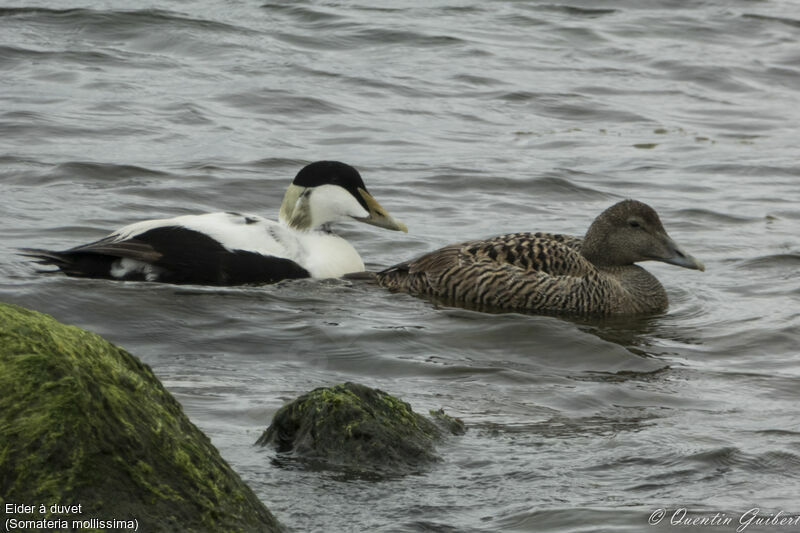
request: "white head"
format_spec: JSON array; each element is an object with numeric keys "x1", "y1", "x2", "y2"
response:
[{"x1": 278, "y1": 161, "x2": 407, "y2": 232}]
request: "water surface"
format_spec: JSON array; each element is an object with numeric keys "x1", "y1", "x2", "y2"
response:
[{"x1": 2, "y1": 1, "x2": 799, "y2": 531}]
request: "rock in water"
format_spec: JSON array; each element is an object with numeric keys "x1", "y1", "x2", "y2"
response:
[
  {"x1": 0, "y1": 302, "x2": 284, "y2": 533},
  {"x1": 257, "y1": 382, "x2": 465, "y2": 475}
]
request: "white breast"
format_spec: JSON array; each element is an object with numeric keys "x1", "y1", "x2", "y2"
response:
[{"x1": 295, "y1": 232, "x2": 365, "y2": 278}]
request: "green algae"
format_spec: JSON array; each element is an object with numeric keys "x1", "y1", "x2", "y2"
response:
[
  {"x1": 0, "y1": 302, "x2": 283, "y2": 533},
  {"x1": 257, "y1": 382, "x2": 465, "y2": 475}
]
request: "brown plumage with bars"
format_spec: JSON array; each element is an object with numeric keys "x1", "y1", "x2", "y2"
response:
[{"x1": 377, "y1": 200, "x2": 705, "y2": 315}]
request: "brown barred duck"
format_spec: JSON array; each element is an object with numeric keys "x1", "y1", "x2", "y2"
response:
[
  {"x1": 21, "y1": 161, "x2": 407, "y2": 285},
  {"x1": 376, "y1": 200, "x2": 704, "y2": 315}
]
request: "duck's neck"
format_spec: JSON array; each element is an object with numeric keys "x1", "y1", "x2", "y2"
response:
[
  {"x1": 580, "y1": 220, "x2": 623, "y2": 268},
  {"x1": 598, "y1": 264, "x2": 668, "y2": 314},
  {"x1": 280, "y1": 185, "x2": 315, "y2": 230}
]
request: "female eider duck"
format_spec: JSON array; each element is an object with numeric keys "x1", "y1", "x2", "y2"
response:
[
  {"x1": 376, "y1": 200, "x2": 704, "y2": 315},
  {"x1": 22, "y1": 161, "x2": 407, "y2": 285}
]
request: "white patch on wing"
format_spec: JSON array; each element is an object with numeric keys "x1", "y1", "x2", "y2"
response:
[{"x1": 110, "y1": 257, "x2": 165, "y2": 281}]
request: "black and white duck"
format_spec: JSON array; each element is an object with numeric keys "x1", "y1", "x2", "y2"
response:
[{"x1": 22, "y1": 161, "x2": 407, "y2": 285}]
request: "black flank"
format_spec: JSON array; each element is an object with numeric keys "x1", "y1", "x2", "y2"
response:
[
  {"x1": 22, "y1": 226, "x2": 310, "y2": 285},
  {"x1": 119, "y1": 227, "x2": 310, "y2": 285}
]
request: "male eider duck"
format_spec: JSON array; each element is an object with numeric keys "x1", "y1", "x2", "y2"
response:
[
  {"x1": 22, "y1": 161, "x2": 407, "y2": 285},
  {"x1": 376, "y1": 200, "x2": 704, "y2": 315}
]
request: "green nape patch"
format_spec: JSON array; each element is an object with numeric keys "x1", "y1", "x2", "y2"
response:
[
  {"x1": 0, "y1": 302, "x2": 283, "y2": 533},
  {"x1": 257, "y1": 382, "x2": 465, "y2": 476}
]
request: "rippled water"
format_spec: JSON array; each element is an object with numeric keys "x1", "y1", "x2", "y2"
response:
[{"x1": 2, "y1": 1, "x2": 799, "y2": 532}]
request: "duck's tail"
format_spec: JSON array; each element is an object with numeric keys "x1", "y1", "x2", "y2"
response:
[
  {"x1": 342, "y1": 270, "x2": 379, "y2": 283},
  {"x1": 18, "y1": 247, "x2": 117, "y2": 278},
  {"x1": 18, "y1": 248, "x2": 71, "y2": 271}
]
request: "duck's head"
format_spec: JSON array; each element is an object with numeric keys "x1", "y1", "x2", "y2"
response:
[
  {"x1": 580, "y1": 199, "x2": 705, "y2": 271},
  {"x1": 279, "y1": 161, "x2": 408, "y2": 232}
]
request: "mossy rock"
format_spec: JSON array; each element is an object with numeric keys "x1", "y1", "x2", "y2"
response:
[
  {"x1": 256, "y1": 382, "x2": 465, "y2": 475},
  {"x1": 0, "y1": 302, "x2": 283, "y2": 533}
]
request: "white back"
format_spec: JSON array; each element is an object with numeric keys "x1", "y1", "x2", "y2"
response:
[{"x1": 112, "y1": 213, "x2": 296, "y2": 257}]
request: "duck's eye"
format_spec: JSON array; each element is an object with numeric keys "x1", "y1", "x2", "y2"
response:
[{"x1": 628, "y1": 219, "x2": 641, "y2": 228}]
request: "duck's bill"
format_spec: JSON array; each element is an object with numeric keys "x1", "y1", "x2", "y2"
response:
[
  {"x1": 657, "y1": 237, "x2": 705, "y2": 271},
  {"x1": 355, "y1": 188, "x2": 408, "y2": 233}
]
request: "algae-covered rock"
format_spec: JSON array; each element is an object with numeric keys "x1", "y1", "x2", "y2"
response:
[
  {"x1": 257, "y1": 382, "x2": 465, "y2": 474},
  {"x1": 0, "y1": 302, "x2": 283, "y2": 533}
]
